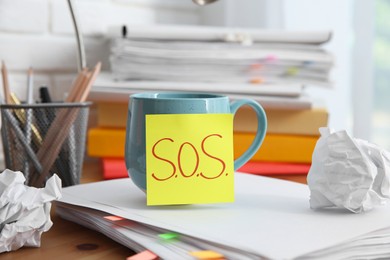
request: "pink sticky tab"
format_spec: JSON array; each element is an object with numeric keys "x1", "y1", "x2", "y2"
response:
[
  {"x1": 104, "y1": 215, "x2": 124, "y2": 221},
  {"x1": 127, "y1": 250, "x2": 159, "y2": 260},
  {"x1": 265, "y1": 55, "x2": 277, "y2": 62},
  {"x1": 189, "y1": 250, "x2": 224, "y2": 259}
]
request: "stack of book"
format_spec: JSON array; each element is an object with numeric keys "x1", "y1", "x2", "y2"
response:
[{"x1": 87, "y1": 102, "x2": 328, "y2": 179}]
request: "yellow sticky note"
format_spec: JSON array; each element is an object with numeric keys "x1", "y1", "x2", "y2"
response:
[{"x1": 146, "y1": 114, "x2": 234, "y2": 205}]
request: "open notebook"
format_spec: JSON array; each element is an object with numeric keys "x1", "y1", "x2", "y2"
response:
[{"x1": 57, "y1": 172, "x2": 390, "y2": 259}]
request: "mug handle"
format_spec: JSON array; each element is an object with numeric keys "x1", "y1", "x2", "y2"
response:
[
  {"x1": 124, "y1": 104, "x2": 132, "y2": 170},
  {"x1": 230, "y1": 99, "x2": 267, "y2": 170}
]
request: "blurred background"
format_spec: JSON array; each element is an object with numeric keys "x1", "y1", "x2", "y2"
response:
[{"x1": 0, "y1": 0, "x2": 387, "y2": 163}]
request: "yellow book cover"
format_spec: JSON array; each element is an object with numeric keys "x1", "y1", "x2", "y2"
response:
[
  {"x1": 97, "y1": 102, "x2": 128, "y2": 128},
  {"x1": 88, "y1": 127, "x2": 318, "y2": 163},
  {"x1": 88, "y1": 127, "x2": 126, "y2": 157},
  {"x1": 234, "y1": 132, "x2": 319, "y2": 163},
  {"x1": 95, "y1": 101, "x2": 328, "y2": 136},
  {"x1": 234, "y1": 106, "x2": 328, "y2": 136}
]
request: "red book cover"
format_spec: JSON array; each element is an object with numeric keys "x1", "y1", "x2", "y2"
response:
[
  {"x1": 101, "y1": 158, "x2": 311, "y2": 180},
  {"x1": 101, "y1": 158, "x2": 128, "y2": 180},
  {"x1": 238, "y1": 161, "x2": 311, "y2": 175}
]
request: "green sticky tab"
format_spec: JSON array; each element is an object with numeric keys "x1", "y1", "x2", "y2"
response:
[{"x1": 158, "y1": 232, "x2": 179, "y2": 240}]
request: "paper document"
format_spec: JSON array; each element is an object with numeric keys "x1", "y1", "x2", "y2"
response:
[{"x1": 58, "y1": 173, "x2": 390, "y2": 259}]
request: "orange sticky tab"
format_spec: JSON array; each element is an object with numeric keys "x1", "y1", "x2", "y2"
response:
[
  {"x1": 249, "y1": 78, "x2": 263, "y2": 84},
  {"x1": 127, "y1": 250, "x2": 159, "y2": 260},
  {"x1": 189, "y1": 250, "x2": 224, "y2": 259},
  {"x1": 249, "y1": 63, "x2": 262, "y2": 70},
  {"x1": 104, "y1": 215, "x2": 124, "y2": 221}
]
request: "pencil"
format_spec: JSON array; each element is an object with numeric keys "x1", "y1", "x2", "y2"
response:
[{"x1": 1, "y1": 61, "x2": 11, "y2": 104}]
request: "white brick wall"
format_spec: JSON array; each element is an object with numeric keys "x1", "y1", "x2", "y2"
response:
[
  {"x1": 0, "y1": 0, "x2": 200, "y2": 99},
  {"x1": 0, "y1": 0, "x2": 201, "y2": 167}
]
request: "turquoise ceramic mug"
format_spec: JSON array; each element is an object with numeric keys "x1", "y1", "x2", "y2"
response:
[{"x1": 125, "y1": 92, "x2": 267, "y2": 191}]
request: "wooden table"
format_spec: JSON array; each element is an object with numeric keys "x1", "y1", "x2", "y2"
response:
[{"x1": 1, "y1": 159, "x2": 307, "y2": 259}]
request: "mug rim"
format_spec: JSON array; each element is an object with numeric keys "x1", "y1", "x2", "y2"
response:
[{"x1": 131, "y1": 92, "x2": 228, "y2": 100}]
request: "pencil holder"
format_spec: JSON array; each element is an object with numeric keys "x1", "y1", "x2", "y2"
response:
[{"x1": 0, "y1": 102, "x2": 91, "y2": 187}]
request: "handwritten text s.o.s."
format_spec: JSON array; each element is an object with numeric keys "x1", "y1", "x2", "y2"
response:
[{"x1": 150, "y1": 134, "x2": 228, "y2": 181}]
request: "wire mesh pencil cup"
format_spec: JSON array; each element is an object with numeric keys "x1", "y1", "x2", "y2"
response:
[{"x1": 0, "y1": 102, "x2": 90, "y2": 187}]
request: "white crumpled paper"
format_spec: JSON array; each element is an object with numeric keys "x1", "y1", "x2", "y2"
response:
[
  {"x1": 308, "y1": 127, "x2": 390, "y2": 213},
  {"x1": 0, "y1": 170, "x2": 62, "y2": 252}
]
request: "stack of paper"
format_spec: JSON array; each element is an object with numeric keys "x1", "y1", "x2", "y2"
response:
[
  {"x1": 57, "y1": 172, "x2": 390, "y2": 259},
  {"x1": 90, "y1": 25, "x2": 334, "y2": 110},
  {"x1": 109, "y1": 25, "x2": 333, "y2": 87},
  {"x1": 90, "y1": 72, "x2": 315, "y2": 110}
]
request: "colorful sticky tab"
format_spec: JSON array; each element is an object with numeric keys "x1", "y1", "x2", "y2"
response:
[
  {"x1": 189, "y1": 250, "x2": 225, "y2": 259},
  {"x1": 158, "y1": 232, "x2": 179, "y2": 241},
  {"x1": 104, "y1": 215, "x2": 124, "y2": 221},
  {"x1": 127, "y1": 250, "x2": 159, "y2": 260},
  {"x1": 249, "y1": 77, "x2": 264, "y2": 84},
  {"x1": 286, "y1": 66, "x2": 299, "y2": 76},
  {"x1": 249, "y1": 63, "x2": 262, "y2": 70},
  {"x1": 264, "y1": 54, "x2": 277, "y2": 62},
  {"x1": 303, "y1": 60, "x2": 314, "y2": 66},
  {"x1": 145, "y1": 114, "x2": 234, "y2": 206}
]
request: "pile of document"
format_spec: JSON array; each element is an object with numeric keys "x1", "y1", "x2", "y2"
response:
[
  {"x1": 57, "y1": 173, "x2": 390, "y2": 260},
  {"x1": 92, "y1": 25, "x2": 334, "y2": 110},
  {"x1": 109, "y1": 25, "x2": 333, "y2": 87}
]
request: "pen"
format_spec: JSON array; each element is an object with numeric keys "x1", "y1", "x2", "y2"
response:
[
  {"x1": 24, "y1": 67, "x2": 34, "y2": 182},
  {"x1": 39, "y1": 86, "x2": 52, "y2": 103},
  {"x1": 10, "y1": 93, "x2": 42, "y2": 144}
]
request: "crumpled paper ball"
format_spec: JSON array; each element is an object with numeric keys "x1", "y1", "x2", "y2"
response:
[
  {"x1": 0, "y1": 170, "x2": 62, "y2": 252},
  {"x1": 307, "y1": 127, "x2": 390, "y2": 213}
]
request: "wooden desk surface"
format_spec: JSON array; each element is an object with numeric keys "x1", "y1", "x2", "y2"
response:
[{"x1": 1, "y1": 160, "x2": 307, "y2": 259}]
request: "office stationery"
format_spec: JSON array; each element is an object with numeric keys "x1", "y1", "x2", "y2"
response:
[
  {"x1": 1, "y1": 102, "x2": 90, "y2": 187},
  {"x1": 145, "y1": 114, "x2": 234, "y2": 205},
  {"x1": 108, "y1": 25, "x2": 332, "y2": 44},
  {"x1": 31, "y1": 62, "x2": 101, "y2": 187},
  {"x1": 189, "y1": 250, "x2": 224, "y2": 259},
  {"x1": 1, "y1": 108, "x2": 43, "y2": 173},
  {"x1": 1, "y1": 61, "x2": 100, "y2": 187},
  {"x1": 1, "y1": 61, "x2": 11, "y2": 104},
  {"x1": 127, "y1": 250, "x2": 158, "y2": 260},
  {"x1": 91, "y1": 74, "x2": 314, "y2": 110},
  {"x1": 39, "y1": 86, "x2": 52, "y2": 103},
  {"x1": 93, "y1": 76, "x2": 304, "y2": 97},
  {"x1": 57, "y1": 172, "x2": 390, "y2": 259},
  {"x1": 125, "y1": 93, "x2": 267, "y2": 192},
  {"x1": 24, "y1": 67, "x2": 34, "y2": 182},
  {"x1": 9, "y1": 92, "x2": 43, "y2": 144},
  {"x1": 108, "y1": 25, "x2": 333, "y2": 86}
]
